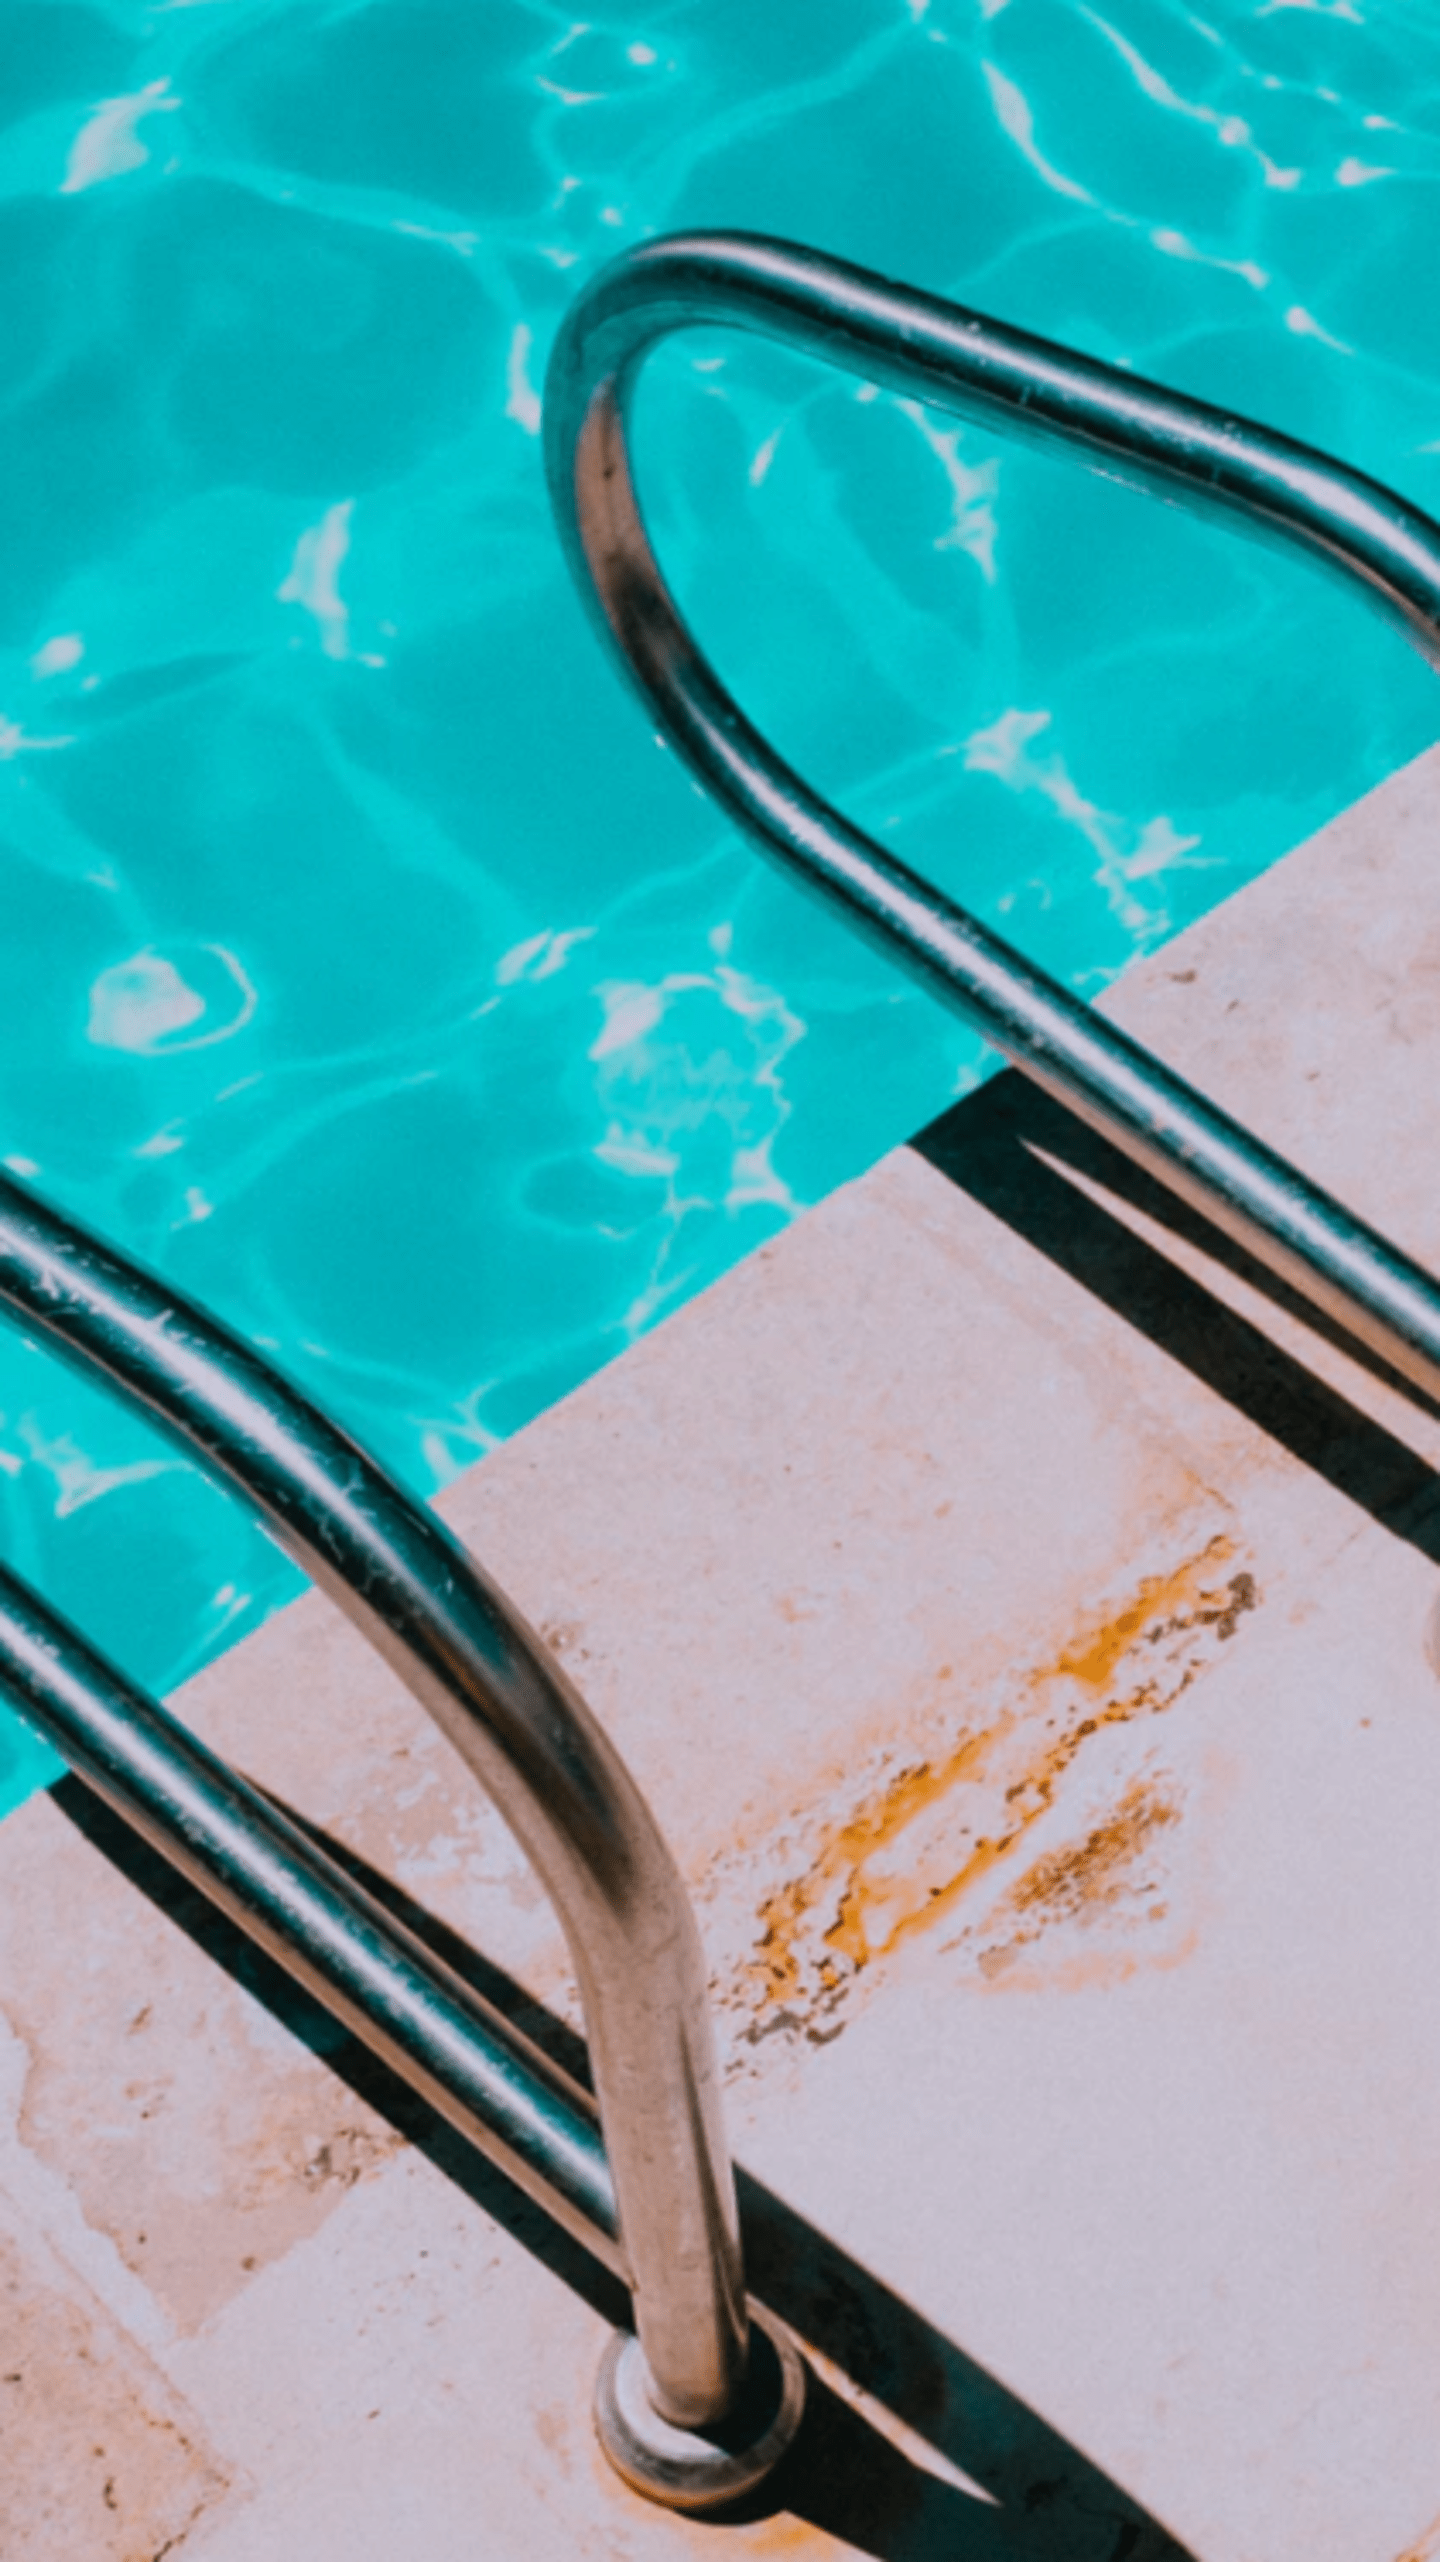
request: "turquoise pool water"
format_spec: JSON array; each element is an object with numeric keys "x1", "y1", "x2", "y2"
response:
[{"x1": 2, "y1": 0, "x2": 1439, "y2": 1814}]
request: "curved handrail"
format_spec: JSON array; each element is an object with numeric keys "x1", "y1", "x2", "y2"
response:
[
  {"x1": 0, "y1": 1170, "x2": 744, "y2": 2433},
  {"x1": 0, "y1": 1553, "x2": 618, "y2": 2251},
  {"x1": 544, "y1": 231, "x2": 1440, "y2": 1410}
]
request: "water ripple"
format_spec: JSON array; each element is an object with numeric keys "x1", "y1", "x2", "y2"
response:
[{"x1": 2, "y1": 0, "x2": 1439, "y2": 1814}]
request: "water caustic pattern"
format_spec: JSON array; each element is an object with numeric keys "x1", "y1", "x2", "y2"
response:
[{"x1": 1, "y1": 0, "x2": 1439, "y2": 1815}]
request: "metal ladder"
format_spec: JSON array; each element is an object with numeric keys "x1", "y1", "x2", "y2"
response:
[{"x1": 6, "y1": 229, "x2": 1440, "y2": 2515}]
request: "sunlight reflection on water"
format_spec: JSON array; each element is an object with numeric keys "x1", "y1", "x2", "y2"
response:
[{"x1": 2, "y1": 0, "x2": 1438, "y2": 1809}]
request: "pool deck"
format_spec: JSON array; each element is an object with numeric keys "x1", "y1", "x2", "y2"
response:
[{"x1": 5, "y1": 746, "x2": 1440, "y2": 2560}]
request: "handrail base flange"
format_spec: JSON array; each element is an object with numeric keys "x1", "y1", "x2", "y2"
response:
[{"x1": 594, "y1": 2301, "x2": 806, "y2": 2512}]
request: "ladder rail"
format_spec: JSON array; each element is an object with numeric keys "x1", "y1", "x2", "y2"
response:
[
  {"x1": 0, "y1": 1171, "x2": 747, "y2": 2441},
  {"x1": 0, "y1": 1554, "x2": 619, "y2": 2257},
  {"x1": 544, "y1": 228, "x2": 1440, "y2": 1411}
]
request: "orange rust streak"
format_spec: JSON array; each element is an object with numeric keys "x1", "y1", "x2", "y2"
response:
[
  {"x1": 754, "y1": 1875, "x2": 811, "y2": 2004},
  {"x1": 829, "y1": 1727, "x2": 1003, "y2": 1869},
  {"x1": 1009, "y1": 1783, "x2": 1178, "y2": 1924},
  {"x1": 744, "y1": 1538, "x2": 1256, "y2": 2014},
  {"x1": 760, "y1": 1724, "x2": 1009, "y2": 1984},
  {"x1": 820, "y1": 1696, "x2": 1156, "y2": 1972},
  {"x1": 1047, "y1": 1536, "x2": 1235, "y2": 1691},
  {"x1": 1391, "y1": 2515, "x2": 1440, "y2": 2562},
  {"x1": 824, "y1": 1822, "x2": 1012, "y2": 1971}
]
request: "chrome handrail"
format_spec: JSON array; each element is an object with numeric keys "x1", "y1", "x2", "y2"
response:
[
  {"x1": 0, "y1": 1558, "x2": 616, "y2": 2246},
  {"x1": 544, "y1": 230, "x2": 1440, "y2": 1412},
  {"x1": 0, "y1": 1174, "x2": 804, "y2": 2508}
]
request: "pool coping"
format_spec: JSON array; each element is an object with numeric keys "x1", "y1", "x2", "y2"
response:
[{"x1": 4, "y1": 741, "x2": 1440, "y2": 2559}]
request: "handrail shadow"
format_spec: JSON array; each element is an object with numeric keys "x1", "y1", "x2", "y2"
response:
[
  {"x1": 51, "y1": 1770, "x2": 1195, "y2": 2561},
  {"x1": 913, "y1": 1069, "x2": 1440, "y2": 1567}
]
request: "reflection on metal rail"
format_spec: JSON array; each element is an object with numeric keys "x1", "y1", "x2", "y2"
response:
[
  {"x1": 544, "y1": 228, "x2": 1440, "y2": 1411},
  {"x1": 0, "y1": 1177, "x2": 804, "y2": 2511}
]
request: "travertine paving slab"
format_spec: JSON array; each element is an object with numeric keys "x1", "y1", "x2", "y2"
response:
[
  {"x1": 0, "y1": 2194, "x2": 229, "y2": 2561},
  {"x1": 3, "y1": 744, "x2": 1440, "y2": 2558}
]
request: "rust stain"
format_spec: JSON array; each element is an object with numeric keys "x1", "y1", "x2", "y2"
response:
[
  {"x1": 1050, "y1": 1551, "x2": 1254, "y2": 1691},
  {"x1": 1392, "y1": 2514, "x2": 1440, "y2": 2562},
  {"x1": 971, "y1": 1779, "x2": 1185, "y2": 1988},
  {"x1": 725, "y1": 1538, "x2": 1255, "y2": 2053},
  {"x1": 972, "y1": 1926, "x2": 1200, "y2": 1997},
  {"x1": 815, "y1": 1725, "x2": 1000, "y2": 1974},
  {"x1": 1009, "y1": 1781, "x2": 1178, "y2": 1925}
]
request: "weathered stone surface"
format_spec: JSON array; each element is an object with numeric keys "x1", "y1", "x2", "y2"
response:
[
  {"x1": 0, "y1": 2200, "x2": 228, "y2": 2561},
  {"x1": 3, "y1": 745, "x2": 1440, "y2": 2556},
  {"x1": 0, "y1": 1791, "x2": 402, "y2": 2337}
]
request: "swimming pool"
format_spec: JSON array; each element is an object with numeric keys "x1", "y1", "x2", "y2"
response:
[{"x1": 2, "y1": 0, "x2": 1437, "y2": 1816}]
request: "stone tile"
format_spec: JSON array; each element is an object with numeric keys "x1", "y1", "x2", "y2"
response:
[
  {"x1": 739, "y1": 1519, "x2": 1440, "y2": 2562},
  {"x1": 4, "y1": 748, "x2": 1440, "y2": 2555},
  {"x1": 0, "y1": 1790, "x2": 401, "y2": 2337},
  {"x1": 0, "y1": 2195, "x2": 228, "y2": 2562}
]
